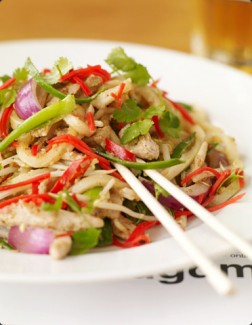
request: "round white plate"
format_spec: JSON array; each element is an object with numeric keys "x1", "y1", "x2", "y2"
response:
[{"x1": 0, "y1": 39, "x2": 251, "y2": 284}]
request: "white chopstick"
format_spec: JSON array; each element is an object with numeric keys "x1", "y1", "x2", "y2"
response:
[
  {"x1": 114, "y1": 163, "x2": 235, "y2": 296},
  {"x1": 143, "y1": 166, "x2": 252, "y2": 261}
]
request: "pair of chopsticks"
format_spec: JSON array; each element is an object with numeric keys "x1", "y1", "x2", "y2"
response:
[{"x1": 114, "y1": 161, "x2": 252, "y2": 295}]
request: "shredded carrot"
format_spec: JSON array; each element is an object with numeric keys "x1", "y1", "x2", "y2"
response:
[
  {"x1": 0, "y1": 77, "x2": 16, "y2": 91},
  {"x1": 111, "y1": 82, "x2": 125, "y2": 108},
  {"x1": 181, "y1": 166, "x2": 221, "y2": 186}
]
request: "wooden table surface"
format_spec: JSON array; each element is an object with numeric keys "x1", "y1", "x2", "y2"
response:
[{"x1": 0, "y1": 0, "x2": 193, "y2": 53}]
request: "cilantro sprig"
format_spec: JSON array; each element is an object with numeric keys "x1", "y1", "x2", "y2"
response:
[
  {"x1": 0, "y1": 66, "x2": 29, "y2": 109},
  {"x1": 113, "y1": 99, "x2": 181, "y2": 143},
  {"x1": 106, "y1": 47, "x2": 151, "y2": 86}
]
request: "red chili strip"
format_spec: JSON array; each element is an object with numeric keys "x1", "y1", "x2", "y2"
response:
[
  {"x1": 32, "y1": 182, "x2": 40, "y2": 195},
  {"x1": 61, "y1": 65, "x2": 111, "y2": 83},
  {"x1": 169, "y1": 99, "x2": 195, "y2": 125},
  {"x1": 0, "y1": 105, "x2": 14, "y2": 139},
  {"x1": 85, "y1": 112, "x2": 96, "y2": 133},
  {"x1": 47, "y1": 134, "x2": 110, "y2": 170},
  {"x1": 0, "y1": 77, "x2": 16, "y2": 91},
  {"x1": 72, "y1": 76, "x2": 92, "y2": 96},
  {"x1": 111, "y1": 82, "x2": 126, "y2": 108},
  {"x1": 0, "y1": 173, "x2": 51, "y2": 192},
  {"x1": 105, "y1": 138, "x2": 136, "y2": 162},
  {"x1": 174, "y1": 191, "x2": 245, "y2": 219},
  {"x1": 113, "y1": 221, "x2": 159, "y2": 248},
  {"x1": 150, "y1": 79, "x2": 160, "y2": 88},
  {"x1": 47, "y1": 134, "x2": 124, "y2": 181},
  {"x1": 0, "y1": 193, "x2": 54, "y2": 209},
  {"x1": 55, "y1": 231, "x2": 74, "y2": 238},
  {"x1": 31, "y1": 144, "x2": 39, "y2": 156},
  {"x1": 71, "y1": 194, "x2": 87, "y2": 208},
  {"x1": 50, "y1": 157, "x2": 92, "y2": 193},
  {"x1": 152, "y1": 115, "x2": 165, "y2": 138},
  {"x1": 41, "y1": 68, "x2": 51, "y2": 75},
  {"x1": 181, "y1": 166, "x2": 221, "y2": 186}
]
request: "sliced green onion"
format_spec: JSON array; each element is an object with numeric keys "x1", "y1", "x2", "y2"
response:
[
  {"x1": 95, "y1": 150, "x2": 183, "y2": 170},
  {"x1": 0, "y1": 94, "x2": 75, "y2": 152}
]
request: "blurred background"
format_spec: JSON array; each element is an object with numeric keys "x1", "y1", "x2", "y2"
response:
[
  {"x1": 0, "y1": 0, "x2": 193, "y2": 53},
  {"x1": 0, "y1": 0, "x2": 251, "y2": 71}
]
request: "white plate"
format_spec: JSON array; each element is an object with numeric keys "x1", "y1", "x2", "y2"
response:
[{"x1": 0, "y1": 39, "x2": 251, "y2": 284}]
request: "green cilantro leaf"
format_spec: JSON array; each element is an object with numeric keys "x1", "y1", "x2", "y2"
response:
[
  {"x1": 70, "y1": 228, "x2": 101, "y2": 255},
  {"x1": 124, "y1": 63, "x2": 151, "y2": 86},
  {"x1": 113, "y1": 99, "x2": 142, "y2": 123},
  {"x1": 0, "y1": 75, "x2": 11, "y2": 82},
  {"x1": 171, "y1": 132, "x2": 196, "y2": 158},
  {"x1": 106, "y1": 47, "x2": 151, "y2": 86},
  {"x1": 106, "y1": 47, "x2": 136, "y2": 71},
  {"x1": 121, "y1": 119, "x2": 154, "y2": 144},
  {"x1": 159, "y1": 111, "x2": 180, "y2": 138},
  {"x1": 13, "y1": 67, "x2": 29, "y2": 83},
  {"x1": 143, "y1": 104, "x2": 166, "y2": 119},
  {"x1": 44, "y1": 57, "x2": 73, "y2": 84}
]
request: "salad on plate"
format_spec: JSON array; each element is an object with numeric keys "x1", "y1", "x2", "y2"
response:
[{"x1": 0, "y1": 47, "x2": 245, "y2": 259}]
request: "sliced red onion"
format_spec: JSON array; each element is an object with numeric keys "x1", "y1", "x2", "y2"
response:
[
  {"x1": 142, "y1": 180, "x2": 209, "y2": 210},
  {"x1": 142, "y1": 180, "x2": 185, "y2": 210},
  {"x1": 14, "y1": 79, "x2": 47, "y2": 119},
  {"x1": 8, "y1": 226, "x2": 54, "y2": 254}
]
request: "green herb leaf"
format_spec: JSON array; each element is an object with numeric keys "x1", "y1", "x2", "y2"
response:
[
  {"x1": 0, "y1": 238, "x2": 14, "y2": 250},
  {"x1": 13, "y1": 67, "x2": 29, "y2": 83},
  {"x1": 123, "y1": 199, "x2": 151, "y2": 224},
  {"x1": 113, "y1": 99, "x2": 142, "y2": 123},
  {"x1": 106, "y1": 47, "x2": 151, "y2": 86},
  {"x1": 106, "y1": 47, "x2": 136, "y2": 71},
  {"x1": 121, "y1": 119, "x2": 154, "y2": 144},
  {"x1": 44, "y1": 57, "x2": 73, "y2": 84},
  {"x1": 98, "y1": 218, "x2": 113, "y2": 247},
  {"x1": 159, "y1": 111, "x2": 180, "y2": 138},
  {"x1": 70, "y1": 228, "x2": 101, "y2": 255},
  {"x1": 0, "y1": 75, "x2": 11, "y2": 83},
  {"x1": 124, "y1": 63, "x2": 151, "y2": 86},
  {"x1": 142, "y1": 104, "x2": 166, "y2": 119},
  {"x1": 171, "y1": 132, "x2": 196, "y2": 158}
]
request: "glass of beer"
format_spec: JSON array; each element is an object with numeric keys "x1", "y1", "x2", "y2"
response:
[{"x1": 191, "y1": 0, "x2": 252, "y2": 72}]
